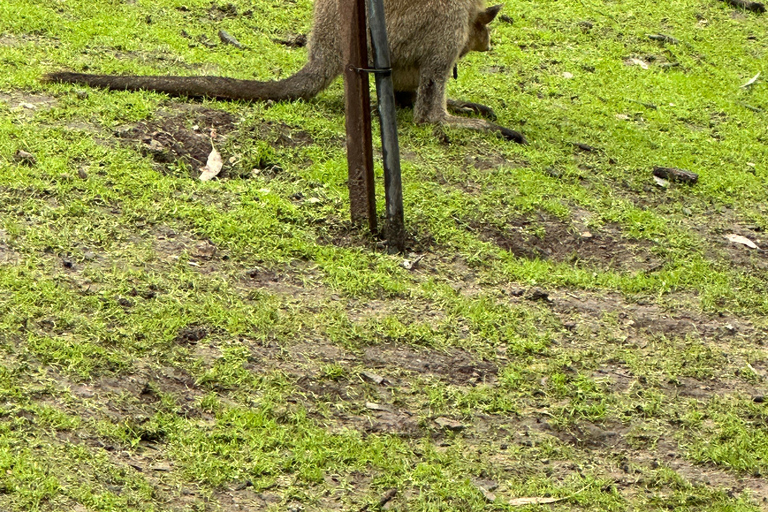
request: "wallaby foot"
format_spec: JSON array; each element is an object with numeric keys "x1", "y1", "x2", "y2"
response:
[
  {"x1": 439, "y1": 114, "x2": 527, "y2": 144},
  {"x1": 394, "y1": 93, "x2": 498, "y2": 121},
  {"x1": 447, "y1": 99, "x2": 497, "y2": 121}
]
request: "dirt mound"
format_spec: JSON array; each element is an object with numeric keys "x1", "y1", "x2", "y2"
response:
[
  {"x1": 364, "y1": 343, "x2": 498, "y2": 386},
  {"x1": 115, "y1": 106, "x2": 236, "y2": 176},
  {"x1": 474, "y1": 215, "x2": 660, "y2": 272}
]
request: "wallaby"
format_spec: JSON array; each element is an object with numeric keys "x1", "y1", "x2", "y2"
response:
[{"x1": 44, "y1": 0, "x2": 525, "y2": 143}]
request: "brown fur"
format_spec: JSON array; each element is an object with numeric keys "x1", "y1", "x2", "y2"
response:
[{"x1": 43, "y1": 0, "x2": 525, "y2": 143}]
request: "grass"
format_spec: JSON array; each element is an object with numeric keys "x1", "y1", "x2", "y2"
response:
[{"x1": 1, "y1": 0, "x2": 768, "y2": 510}]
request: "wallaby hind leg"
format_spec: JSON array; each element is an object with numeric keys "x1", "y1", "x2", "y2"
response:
[
  {"x1": 413, "y1": 63, "x2": 526, "y2": 144},
  {"x1": 447, "y1": 99, "x2": 497, "y2": 121},
  {"x1": 394, "y1": 93, "x2": 496, "y2": 121}
]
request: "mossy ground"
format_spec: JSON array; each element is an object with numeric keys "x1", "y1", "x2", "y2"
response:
[{"x1": 1, "y1": 0, "x2": 767, "y2": 510}]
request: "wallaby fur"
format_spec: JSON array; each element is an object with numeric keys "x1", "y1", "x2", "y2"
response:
[{"x1": 44, "y1": 0, "x2": 525, "y2": 143}]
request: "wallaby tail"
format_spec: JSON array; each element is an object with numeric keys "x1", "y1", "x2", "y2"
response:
[{"x1": 42, "y1": 60, "x2": 337, "y2": 102}]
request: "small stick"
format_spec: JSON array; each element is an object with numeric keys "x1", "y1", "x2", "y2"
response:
[
  {"x1": 739, "y1": 102, "x2": 763, "y2": 113},
  {"x1": 629, "y1": 99, "x2": 658, "y2": 110},
  {"x1": 648, "y1": 33, "x2": 679, "y2": 44},
  {"x1": 652, "y1": 166, "x2": 699, "y2": 184},
  {"x1": 358, "y1": 489, "x2": 397, "y2": 512},
  {"x1": 572, "y1": 142, "x2": 599, "y2": 152}
]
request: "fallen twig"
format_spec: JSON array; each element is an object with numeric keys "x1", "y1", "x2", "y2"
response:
[
  {"x1": 507, "y1": 484, "x2": 591, "y2": 507},
  {"x1": 652, "y1": 166, "x2": 699, "y2": 184},
  {"x1": 648, "y1": 33, "x2": 679, "y2": 44},
  {"x1": 572, "y1": 142, "x2": 600, "y2": 152},
  {"x1": 358, "y1": 489, "x2": 397, "y2": 512},
  {"x1": 738, "y1": 102, "x2": 764, "y2": 113},
  {"x1": 629, "y1": 99, "x2": 658, "y2": 110}
]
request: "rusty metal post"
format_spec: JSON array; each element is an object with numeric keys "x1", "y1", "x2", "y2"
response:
[{"x1": 340, "y1": 0, "x2": 377, "y2": 232}]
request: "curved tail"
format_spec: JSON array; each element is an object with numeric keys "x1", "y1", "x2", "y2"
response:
[{"x1": 43, "y1": 59, "x2": 339, "y2": 102}]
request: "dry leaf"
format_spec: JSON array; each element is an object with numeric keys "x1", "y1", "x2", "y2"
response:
[
  {"x1": 741, "y1": 72, "x2": 760, "y2": 89},
  {"x1": 653, "y1": 175, "x2": 669, "y2": 188},
  {"x1": 218, "y1": 29, "x2": 243, "y2": 48},
  {"x1": 562, "y1": 72, "x2": 574, "y2": 79},
  {"x1": 361, "y1": 372, "x2": 387, "y2": 385},
  {"x1": 435, "y1": 416, "x2": 464, "y2": 431},
  {"x1": 508, "y1": 496, "x2": 565, "y2": 506},
  {"x1": 14, "y1": 150, "x2": 37, "y2": 165},
  {"x1": 725, "y1": 234, "x2": 759, "y2": 249},
  {"x1": 506, "y1": 484, "x2": 590, "y2": 507},
  {"x1": 625, "y1": 58, "x2": 649, "y2": 69},
  {"x1": 199, "y1": 147, "x2": 223, "y2": 181},
  {"x1": 478, "y1": 486, "x2": 496, "y2": 502},
  {"x1": 365, "y1": 402, "x2": 391, "y2": 412}
]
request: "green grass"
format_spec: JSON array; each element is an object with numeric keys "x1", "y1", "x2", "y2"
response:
[{"x1": 1, "y1": 0, "x2": 768, "y2": 510}]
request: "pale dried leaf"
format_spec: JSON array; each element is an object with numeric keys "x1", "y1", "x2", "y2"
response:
[
  {"x1": 361, "y1": 371, "x2": 387, "y2": 385},
  {"x1": 365, "y1": 402, "x2": 391, "y2": 412},
  {"x1": 508, "y1": 496, "x2": 565, "y2": 506},
  {"x1": 478, "y1": 486, "x2": 496, "y2": 502},
  {"x1": 741, "y1": 72, "x2": 760, "y2": 89},
  {"x1": 199, "y1": 147, "x2": 223, "y2": 181},
  {"x1": 625, "y1": 58, "x2": 649, "y2": 69},
  {"x1": 653, "y1": 175, "x2": 669, "y2": 188},
  {"x1": 562, "y1": 71, "x2": 574, "y2": 79},
  {"x1": 725, "y1": 234, "x2": 758, "y2": 249},
  {"x1": 435, "y1": 416, "x2": 464, "y2": 431}
]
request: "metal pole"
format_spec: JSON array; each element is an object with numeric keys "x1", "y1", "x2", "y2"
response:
[
  {"x1": 340, "y1": 0, "x2": 377, "y2": 232},
  {"x1": 366, "y1": 0, "x2": 405, "y2": 251}
]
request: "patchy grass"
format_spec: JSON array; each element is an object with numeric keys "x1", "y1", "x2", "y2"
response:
[{"x1": 1, "y1": 0, "x2": 768, "y2": 510}]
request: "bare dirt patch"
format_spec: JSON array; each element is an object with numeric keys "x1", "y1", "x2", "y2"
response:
[
  {"x1": 363, "y1": 343, "x2": 498, "y2": 386},
  {"x1": 0, "y1": 230, "x2": 18, "y2": 265},
  {"x1": 315, "y1": 215, "x2": 436, "y2": 253},
  {"x1": 474, "y1": 214, "x2": 661, "y2": 271},
  {"x1": 463, "y1": 152, "x2": 529, "y2": 172},
  {"x1": 0, "y1": 92, "x2": 57, "y2": 113},
  {"x1": 549, "y1": 289, "x2": 762, "y2": 340},
  {"x1": 251, "y1": 121, "x2": 316, "y2": 149},
  {"x1": 115, "y1": 105, "x2": 236, "y2": 176}
]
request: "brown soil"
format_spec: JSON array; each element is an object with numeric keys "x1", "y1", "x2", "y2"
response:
[
  {"x1": 115, "y1": 105, "x2": 236, "y2": 176},
  {"x1": 0, "y1": 92, "x2": 57, "y2": 113},
  {"x1": 473, "y1": 214, "x2": 661, "y2": 271}
]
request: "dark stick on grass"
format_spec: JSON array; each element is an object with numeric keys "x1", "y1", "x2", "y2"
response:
[
  {"x1": 653, "y1": 167, "x2": 699, "y2": 184},
  {"x1": 739, "y1": 102, "x2": 764, "y2": 113},
  {"x1": 648, "y1": 33, "x2": 679, "y2": 44},
  {"x1": 629, "y1": 99, "x2": 658, "y2": 110},
  {"x1": 721, "y1": 0, "x2": 766, "y2": 12},
  {"x1": 573, "y1": 142, "x2": 599, "y2": 152},
  {"x1": 358, "y1": 489, "x2": 397, "y2": 512}
]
